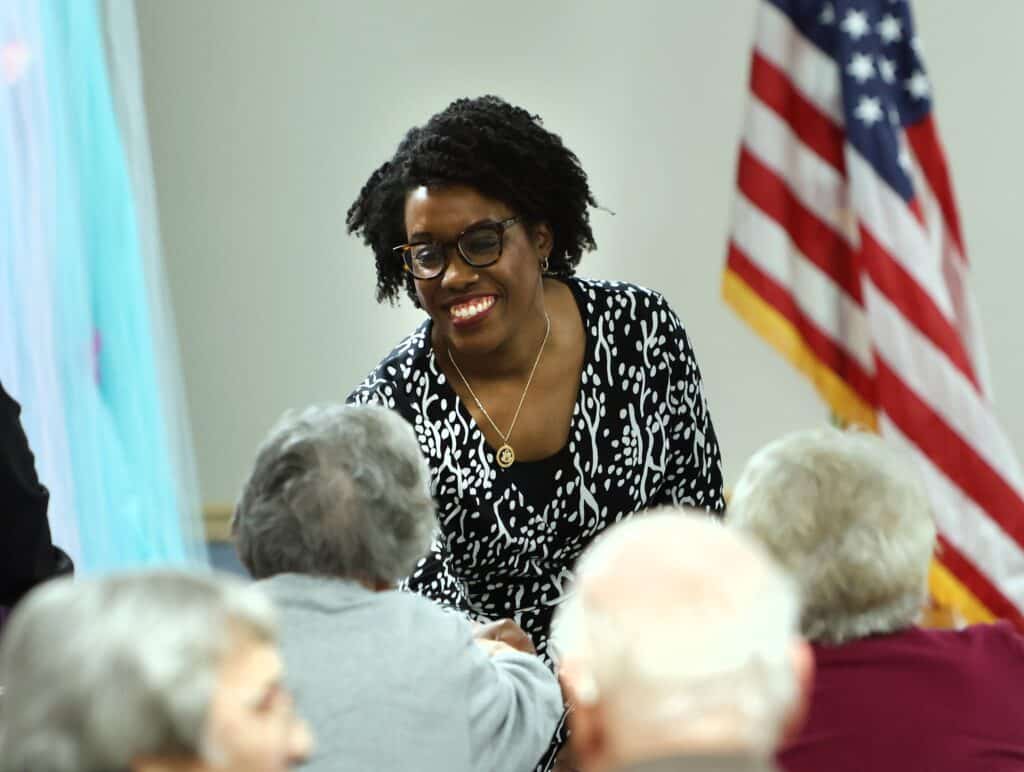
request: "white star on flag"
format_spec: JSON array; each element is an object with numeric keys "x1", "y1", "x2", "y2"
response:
[
  {"x1": 820, "y1": 2, "x2": 836, "y2": 25},
  {"x1": 878, "y1": 57, "x2": 897, "y2": 83},
  {"x1": 841, "y1": 9, "x2": 871, "y2": 40},
  {"x1": 854, "y1": 95, "x2": 884, "y2": 126},
  {"x1": 898, "y1": 144, "x2": 913, "y2": 172},
  {"x1": 877, "y1": 14, "x2": 903, "y2": 43},
  {"x1": 847, "y1": 52, "x2": 876, "y2": 83},
  {"x1": 905, "y1": 70, "x2": 930, "y2": 99},
  {"x1": 889, "y1": 106, "x2": 901, "y2": 127}
]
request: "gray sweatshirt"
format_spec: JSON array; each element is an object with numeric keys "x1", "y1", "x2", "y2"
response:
[{"x1": 258, "y1": 573, "x2": 563, "y2": 772}]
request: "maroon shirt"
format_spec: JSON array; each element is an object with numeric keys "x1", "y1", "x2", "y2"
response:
[{"x1": 780, "y1": 623, "x2": 1024, "y2": 772}]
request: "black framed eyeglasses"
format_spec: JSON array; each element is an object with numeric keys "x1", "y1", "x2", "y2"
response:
[{"x1": 393, "y1": 216, "x2": 522, "y2": 280}]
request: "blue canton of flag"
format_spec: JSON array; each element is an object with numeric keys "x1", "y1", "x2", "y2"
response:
[{"x1": 769, "y1": 0, "x2": 932, "y2": 202}]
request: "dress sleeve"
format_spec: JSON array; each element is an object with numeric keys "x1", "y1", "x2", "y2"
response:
[
  {"x1": 345, "y1": 375, "x2": 393, "y2": 408},
  {"x1": 400, "y1": 535, "x2": 470, "y2": 611},
  {"x1": 653, "y1": 307, "x2": 726, "y2": 514}
]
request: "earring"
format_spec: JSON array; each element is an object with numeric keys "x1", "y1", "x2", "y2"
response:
[{"x1": 540, "y1": 255, "x2": 550, "y2": 274}]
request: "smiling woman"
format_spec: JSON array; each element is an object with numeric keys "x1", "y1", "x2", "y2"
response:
[{"x1": 346, "y1": 96, "x2": 725, "y2": 769}]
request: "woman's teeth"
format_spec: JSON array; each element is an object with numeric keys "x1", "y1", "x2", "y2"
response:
[{"x1": 451, "y1": 297, "x2": 495, "y2": 320}]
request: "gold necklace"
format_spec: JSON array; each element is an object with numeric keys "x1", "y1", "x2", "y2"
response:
[{"x1": 447, "y1": 313, "x2": 551, "y2": 469}]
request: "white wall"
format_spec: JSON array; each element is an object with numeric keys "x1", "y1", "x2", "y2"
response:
[{"x1": 135, "y1": 0, "x2": 1024, "y2": 507}]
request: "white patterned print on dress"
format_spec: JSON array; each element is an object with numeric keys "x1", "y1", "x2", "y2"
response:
[{"x1": 348, "y1": 277, "x2": 725, "y2": 666}]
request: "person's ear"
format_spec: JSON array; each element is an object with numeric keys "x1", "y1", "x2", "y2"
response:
[
  {"x1": 531, "y1": 222, "x2": 553, "y2": 258},
  {"x1": 780, "y1": 638, "x2": 815, "y2": 747},
  {"x1": 560, "y1": 658, "x2": 607, "y2": 770}
]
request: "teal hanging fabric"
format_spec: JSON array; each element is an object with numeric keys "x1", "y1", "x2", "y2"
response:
[
  {"x1": 0, "y1": 0, "x2": 83, "y2": 564},
  {"x1": 1, "y1": 0, "x2": 206, "y2": 571}
]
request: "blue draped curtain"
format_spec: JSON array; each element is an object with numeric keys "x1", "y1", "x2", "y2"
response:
[{"x1": 0, "y1": 0, "x2": 206, "y2": 571}]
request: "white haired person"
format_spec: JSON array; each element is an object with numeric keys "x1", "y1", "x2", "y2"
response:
[
  {"x1": 554, "y1": 510, "x2": 811, "y2": 772},
  {"x1": 729, "y1": 427, "x2": 1024, "y2": 772},
  {"x1": 0, "y1": 570, "x2": 312, "y2": 772},
  {"x1": 233, "y1": 403, "x2": 563, "y2": 772}
]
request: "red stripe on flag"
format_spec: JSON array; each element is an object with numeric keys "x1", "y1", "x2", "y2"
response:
[
  {"x1": 727, "y1": 242, "x2": 877, "y2": 405},
  {"x1": 859, "y1": 226, "x2": 980, "y2": 390},
  {"x1": 875, "y1": 359, "x2": 1024, "y2": 554},
  {"x1": 906, "y1": 116, "x2": 966, "y2": 259},
  {"x1": 935, "y1": 534, "x2": 1024, "y2": 631},
  {"x1": 908, "y1": 197, "x2": 926, "y2": 229},
  {"x1": 738, "y1": 148, "x2": 862, "y2": 303},
  {"x1": 749, "y1": 51, "x2": 845, "y2": 172}
]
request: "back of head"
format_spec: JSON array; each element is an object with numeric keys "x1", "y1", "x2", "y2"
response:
[
  {"x1": 0, "y1": 570, "x2": 276, "y2": 772},
  {"x1": 555, "y1": 510, "x2": 803, "y2": 761},
  {"x1": 233, "y1": 403, "x2": 436, "y2": 585},
  {"x1": 728, "y1": 427, "x2": 936, "y2": 644}
]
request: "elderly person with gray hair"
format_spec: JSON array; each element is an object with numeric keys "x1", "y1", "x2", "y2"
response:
[
  {"x1": 233, "y1": 403, "x2": 563, "y2": 772},
  {"x1": 0, "y1": 570, "x2": 312, "y2": 772},
  {"x1": 728, "y1": 426, "x2": 1024, "y2": 772},
  {"x1": 554, "y1": 510, "x2": 811, "y2": 772}
]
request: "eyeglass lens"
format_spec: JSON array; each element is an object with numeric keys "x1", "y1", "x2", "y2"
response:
[{"x1": 407, "y1": 225, "x2": 503, "y2": 278}]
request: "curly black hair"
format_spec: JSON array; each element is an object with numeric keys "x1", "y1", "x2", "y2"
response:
[{"x1": 346, "y1": 95, "x2": 599, "y2": 306}]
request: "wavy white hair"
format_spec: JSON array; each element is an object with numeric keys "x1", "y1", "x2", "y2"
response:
[
  {"x1": 0, "y1": 570, "x2": 276, "y2": 772},
  {"x1": 727, "y1": 426, "x2": 936, "y2": 644},
  {"x1": 553, "y1": 510, "x2": 801, "y2": 753}
]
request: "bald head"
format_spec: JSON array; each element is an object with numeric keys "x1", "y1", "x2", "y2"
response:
[{"x1": 555, "y1": 510, "x2": 807, "y2": 769}]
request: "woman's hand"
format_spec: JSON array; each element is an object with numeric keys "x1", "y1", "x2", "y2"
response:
[{"x1": 473, "y1": 618, "x2": 536, "y2": 655}]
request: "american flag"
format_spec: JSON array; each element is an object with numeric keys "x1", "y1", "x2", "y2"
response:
[{"x1": 724, "y1": 0, "x2": 1024, "y2": 628}]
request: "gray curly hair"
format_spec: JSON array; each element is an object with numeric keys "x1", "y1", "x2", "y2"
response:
[
  {"x1": 233, "y1": 403, "x2": 436, "y2": 584},
  {"x1": 727, "y1": 427, "x2": 936, "y2": 645},
  {"x1": 0, "y1": 570, "x2": 276, "y2": 772}
]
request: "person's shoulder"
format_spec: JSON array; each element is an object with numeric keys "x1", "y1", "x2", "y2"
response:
[
  {"x1": 895, "y1": 622, "x2": 1024, "y2": 663},
  {"x1": 377, "y1": 590, "x2": 483, "y2": 660},
  {"x1": 568, "y1": 276, "x2": 687, "y2": 349},
  {"x1": 885, "y1": 623, "x2": 1024, "y2": 687},
  {"x1": 346, "y1": 321, "x2": 431, "y2": 407},
  {"x1": 958, "y1": 620, "x2": 1024, "y2": 658},
  {"x1": 387, "y1": 588, "x2": 471, "y2": 632},
  {"x1": 569, "y1": 275, "x2": 678, "y2": 322},
  {"x1": 569, "y1": 276, "x2": 669, "y2": 306}
]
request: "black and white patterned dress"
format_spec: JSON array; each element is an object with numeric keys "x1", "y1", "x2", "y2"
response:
[{"x1": 347, "y1": 277, "x2": 725, "y2": 662}]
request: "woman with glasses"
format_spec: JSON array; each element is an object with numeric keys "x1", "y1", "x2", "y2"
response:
[{"x1": 346, "y1": 95, "x2": 724, "y2": 767}]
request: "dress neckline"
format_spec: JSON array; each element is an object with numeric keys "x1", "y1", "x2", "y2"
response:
[{"x1": 424, "y1": 275, "x2": 593, "y2": 468}]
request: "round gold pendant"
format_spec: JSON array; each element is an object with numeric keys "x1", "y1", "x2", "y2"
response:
[{"x1": 496, "y1": 444, "x2": 515, "y2": 468}]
